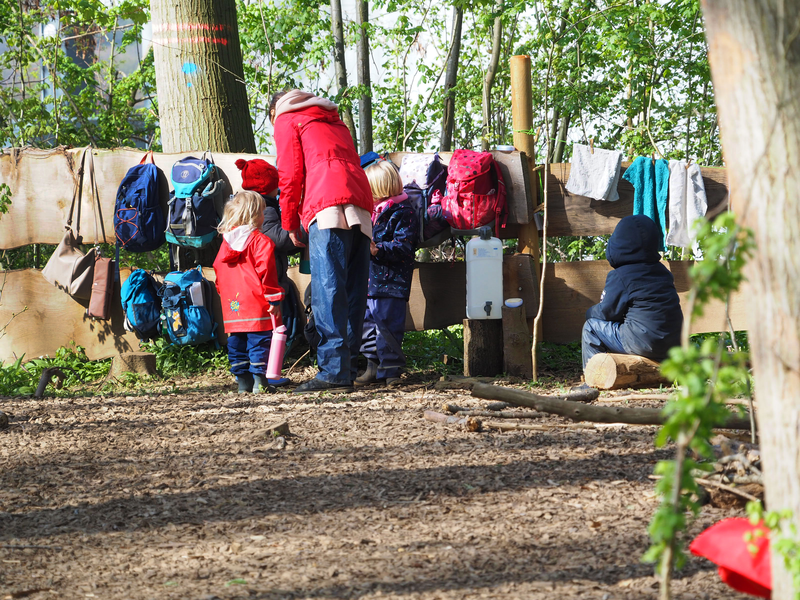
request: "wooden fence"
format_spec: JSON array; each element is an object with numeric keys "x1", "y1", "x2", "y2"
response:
[{"x1": 0, "y1": 147, "x2": 749, "y2": 364}]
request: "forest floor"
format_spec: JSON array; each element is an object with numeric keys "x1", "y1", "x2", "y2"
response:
[{"x1": 0, "y1": 366, "x2": 751, "y2": 600}]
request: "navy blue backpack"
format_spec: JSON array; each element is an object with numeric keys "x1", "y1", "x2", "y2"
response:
[
  {"x1": 159, "y1": 266, "x2": 217, "y2": 346},
  {"x1": 114, "y1": 151, "x2": 166, "y2": 253},
  {"x1": 120, "y1": 269, "x2": 163, "y2": 340}
]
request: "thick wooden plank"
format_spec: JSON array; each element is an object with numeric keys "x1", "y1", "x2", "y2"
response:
[
  {"x1": 1, "y1": 259, "x2": 752, "y2": 364},
  {"x1": 388, "y1": 150, "x2": 533, "y2": 225},
  {"x1": 0, "y1": 147, "x2": 534, "y2": 250},
  {"x1": 541, "y1": 260, "x2": 751, "y2": 344},
  {"x1": 0, "y1": 268, "x2": 140, "y2": 362},
  {"x1": 543, "y1": 162, "x2": 729, "y2": 237},
  {"x1": 0, "y1": 147, "x2": 269, "y2": 249}
]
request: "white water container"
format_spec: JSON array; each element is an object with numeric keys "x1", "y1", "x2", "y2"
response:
[{"x1": 466, "y1": 227, "x2": 504, "y2": 319}]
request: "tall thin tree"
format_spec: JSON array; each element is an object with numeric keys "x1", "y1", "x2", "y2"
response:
[
  {"x1": 150, "y1": 0, "x2": 255, "y2": 153},
  {"x1": 356, "y1": 0, "x2": 373, "y2": 153},
  {"x1": 330, "y1": 0, "x2": 358, "y2": 149},
  {"x1": 481, "y1": 0, "x2": 504, "y2": 151},
  {"x1": 440, "y1": 4, "x2": 463, "y2": 152}
]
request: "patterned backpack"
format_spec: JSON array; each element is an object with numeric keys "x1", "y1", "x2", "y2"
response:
[{"x1": 440, "y1": 149, "x2": 507, "y2": 234}]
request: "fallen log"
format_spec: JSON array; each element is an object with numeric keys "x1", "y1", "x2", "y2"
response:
[
  {"x1": 423, "y1": 410, "x2": 482, "y2": 432},
  {"x1": 584, "y1": 353, "x2": 670, "y2": 390},
  {"x1": 471, "y1": 382, "x2": 752, "y2": 430}
]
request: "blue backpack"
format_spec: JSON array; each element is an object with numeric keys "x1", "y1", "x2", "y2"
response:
[
  {"x1": 159, "y1": 266, "x2": 217, "y2": 346},
  {"x1": 114, "y1": 152, "x2": 166, "y2": 252},
  {"x1": 120, "y1": 269, "x2": 163, "y2": 340},
  {"x1": 165, "y1": 154, "x2": 224, "y2": 249}
]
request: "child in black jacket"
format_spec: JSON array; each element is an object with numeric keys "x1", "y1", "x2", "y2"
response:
[{"x1": 582, "y1": 215, "x2": 683, "y2": 369}]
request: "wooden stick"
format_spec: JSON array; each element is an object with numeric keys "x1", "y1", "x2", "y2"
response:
[
  {"x1": 597, "y1": 394, "x2": 672, "y2": 402},
  {"x1": 483, "y1": 420, "x2": 595, "y2": 432},
  {"x1": 1, "y1": 545, "x2": 63, "y2": 550},
  {"x1": 649, "y1": 475, "x2": 760, "y2": 502},
  {"x1": 423, "y1": 410, "x2": 482, "y2": 432},
  {"x1": 457, "y1": 410, "x2": 545, "y2": 419},
  {"x1": 471, "y1": 382, "x2": 752, "y2": 430}
]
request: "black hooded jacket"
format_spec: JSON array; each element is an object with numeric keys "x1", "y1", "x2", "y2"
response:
[{"x1": 586, "y1": 215, "x2": 683, "y2": 360}]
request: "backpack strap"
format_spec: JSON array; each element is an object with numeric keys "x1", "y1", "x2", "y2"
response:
[
  {"x1": 493, "y1": 161, "x2": 508, "y2": 237},
  {"x1": 139, "y1": 150, "x2": 155, "y2": 165}
]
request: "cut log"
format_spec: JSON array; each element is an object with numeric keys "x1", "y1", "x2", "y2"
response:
[
  {"x1": 584, "y1": 353, "x2": 670, "y2": 390},
  {"x1": 0, "y1": 410, "x2": 8, "y2": 429},
  {"x1": 471, "y1": 382, "x2": 752, "y2": 430},
  {"x1": 108, "y1": 352, "x2": 158, "y2": 378},
  {"x1": 463, "y1": 319, "x2": 503, "y2": 377},
  {"x1": 502, "y1": 304, "x2": 532, "y2": 378}
]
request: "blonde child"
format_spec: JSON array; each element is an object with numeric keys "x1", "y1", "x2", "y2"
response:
[
  {"x1": 355, "y1": 160, "x2": 418, "y2": 386},
  {"x1": 213, "y1": 191, "x2": 284, "y2": 393}
]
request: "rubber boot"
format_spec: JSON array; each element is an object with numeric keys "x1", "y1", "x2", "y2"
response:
[
  {"x1": 237, "y1": 373, "x2": 254, "y2": 394},
  {"x1": 252, "y1": 374, "x2": 269, "y2": 394},
  {"x1": 355, "y1": 360, "x2": 378, "y2": 386}
]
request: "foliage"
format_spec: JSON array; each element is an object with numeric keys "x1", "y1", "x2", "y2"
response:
[
  {"x1": 644, "y1": 214, "x2": 755, "y2": 594},
  {"x1": 140, "y1": 337, "x2": 228, "y2": 376},
  {"x1": 402, "y1": 324, "x2": 463, "y2": 375},
  {"x1": 747, "y1": 501, "x2": 800, "y2": 600},
  {"x1": 0, "y1": 0, "x2": 157, "y2": 149},
  {"x1": 0, "y1": 344, "x2": 111, "y2": 397}
]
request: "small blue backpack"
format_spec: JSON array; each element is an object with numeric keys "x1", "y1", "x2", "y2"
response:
[
  {"x1": 165, "y1": 154, "x2": 224, "y2": 249},
  {"x1": 120, "y1": 269, "x2": 163, "y2": 340},
  {"x1": 159, "y1": 266, "x2": 217, "y2": 346},
  {"x1": 114, "y1": 152, "x2": 166, "y2": 253}
]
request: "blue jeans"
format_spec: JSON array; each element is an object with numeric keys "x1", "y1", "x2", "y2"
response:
[
  {"x1": 581, "y1": 318, "x2": 628, "y2": 369},
  {"x1": 360, "y1": 297, "x2": 407, "y2": 379},
  {"x1": 227, "y1": 331, "x2": 273, "y2": 376},
  {"x1": 309, "y1": 223, "x2": 370, "y2": 384}
]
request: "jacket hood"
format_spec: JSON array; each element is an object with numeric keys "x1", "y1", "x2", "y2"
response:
[
  {"x1": 220, "y1": 225, "x2": 255, "y2": 262},
  {"x1": 274, "y1": 90, "x2": 338, "y2": 121},
  {"x1": 606, "y1": 215, "x2": 662, "y2": 267}
]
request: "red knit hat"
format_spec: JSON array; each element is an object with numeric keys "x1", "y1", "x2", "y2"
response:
[{"x1": 235, "y1": 158, "x2": 279, "y2": 195}]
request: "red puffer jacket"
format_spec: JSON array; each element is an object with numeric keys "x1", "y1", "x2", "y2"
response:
[
  {"x1": 274, "y1": 105, "x2": 373, "y2": 232},
  {"x1": 213, "y1": 230, "x2": 285, "y2": 333}
]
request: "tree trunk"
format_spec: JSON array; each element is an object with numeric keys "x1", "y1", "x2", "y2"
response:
[
  {"x1": 150, "y1": 0, "x2": 255, "y2": 153},
  {"x1": 463, "y1": 319, "x2": 503, "y2": 377},
  {"x1": 440, "y1": 4, "x2": 463, "y2": 152},
  {"x1": 355, "y1": 0, "x2": 373, "y2": 153},
  {"x1": 553, "y1": 111, "x2": 570, "y2": 163},
  {"x1": 481, "y1": 0, "x2": 504, "y2": 152},
  {"x1": 703, "y1": 2, "x2": 800, "y2": 597},
  {"x1": 330, "y1": 0, "x2": 358, "y2": 150}
]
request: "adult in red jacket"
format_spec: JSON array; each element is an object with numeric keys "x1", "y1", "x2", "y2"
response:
[{"x1": 270, "y1": 90, "x2": 374, "y2": 394}]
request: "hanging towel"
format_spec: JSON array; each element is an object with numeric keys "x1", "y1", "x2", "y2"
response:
[
  {"x1": 565, "y1": 143, "x2": 623, "y2": 201},
  {"x1": 622, "y1": 157, "x2": 669, "y2": 251},
  {"x1": 666, "y1": 161, "x2": 708, "y2": 248}
]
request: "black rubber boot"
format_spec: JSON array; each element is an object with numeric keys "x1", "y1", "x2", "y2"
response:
[
  {"x1": 237, "y1": 373, "x2": 254, "y2": 393},
  {"x1": 355, "y1": 360, "x2": 378, "y2": 386},
  {"x1": 252, "y1": 374, "x2": 269, "y2": 394}
]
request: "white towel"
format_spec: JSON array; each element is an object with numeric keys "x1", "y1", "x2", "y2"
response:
[
  {"x1": 666, "y1": 160, "x2": 708, "y2": 248},
  {"x1": 565, "y1": 143, "x2": 623, "y2": 201}
]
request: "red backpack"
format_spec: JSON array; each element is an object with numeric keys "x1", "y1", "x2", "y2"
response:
[{"x1": 440, "y1": 149, "x2": 507, "y2": 233}]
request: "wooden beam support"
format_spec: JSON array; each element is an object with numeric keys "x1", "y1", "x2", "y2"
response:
[{"x1": 463, "y1": 318, "x2": 503, "y2": 377}]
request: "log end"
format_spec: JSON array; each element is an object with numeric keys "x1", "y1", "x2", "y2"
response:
[{"x1": 108, "y1": 352, "x2": 158, "y2": 378}]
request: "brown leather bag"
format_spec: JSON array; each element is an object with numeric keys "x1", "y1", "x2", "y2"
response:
[
  {"x1": 42, "y1": 147, "x2": 106, "y2": 300},
  {"x1": 87, "y1": 255, "x2": 114, "y2": 319}
]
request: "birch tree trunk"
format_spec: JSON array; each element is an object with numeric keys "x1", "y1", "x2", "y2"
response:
[
  {"x1": 480, "y1": 0, "x2": 503, "y2": 152},
  {"x1": 440, "y1": 4, "x2": 463, "y2": 152},
  {"x1": 703, "y1": 2, "x2": 800, "y2": 597},
  {"x1": 331, "y1": 0, "x2": 358, "y2": 149},
  {"x1": 355, "y1": 0, "x2": 373, "y2": 153},
  {"x1": 150, "y1": 0, "x2": 255, "y2": 153}
]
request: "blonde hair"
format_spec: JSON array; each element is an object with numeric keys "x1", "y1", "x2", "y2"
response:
[
  {"x1": 365, "y1": 160, "x2": 403, "y2": 201},
  {"x1": 217, "y1": 191, "x2": 266, "y2": 234}
]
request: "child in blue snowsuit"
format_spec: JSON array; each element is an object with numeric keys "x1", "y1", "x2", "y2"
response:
[
  {"x1": 582, "y1": 214, "x2": 683, "y2": 370},
  {"x1": 355, "y1": 160, "x2": 418, "y2": 387}
]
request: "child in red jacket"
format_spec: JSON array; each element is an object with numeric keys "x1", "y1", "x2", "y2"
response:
[{"x1": 213, "y1": 192, "x2": 285, "y2": 393}]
